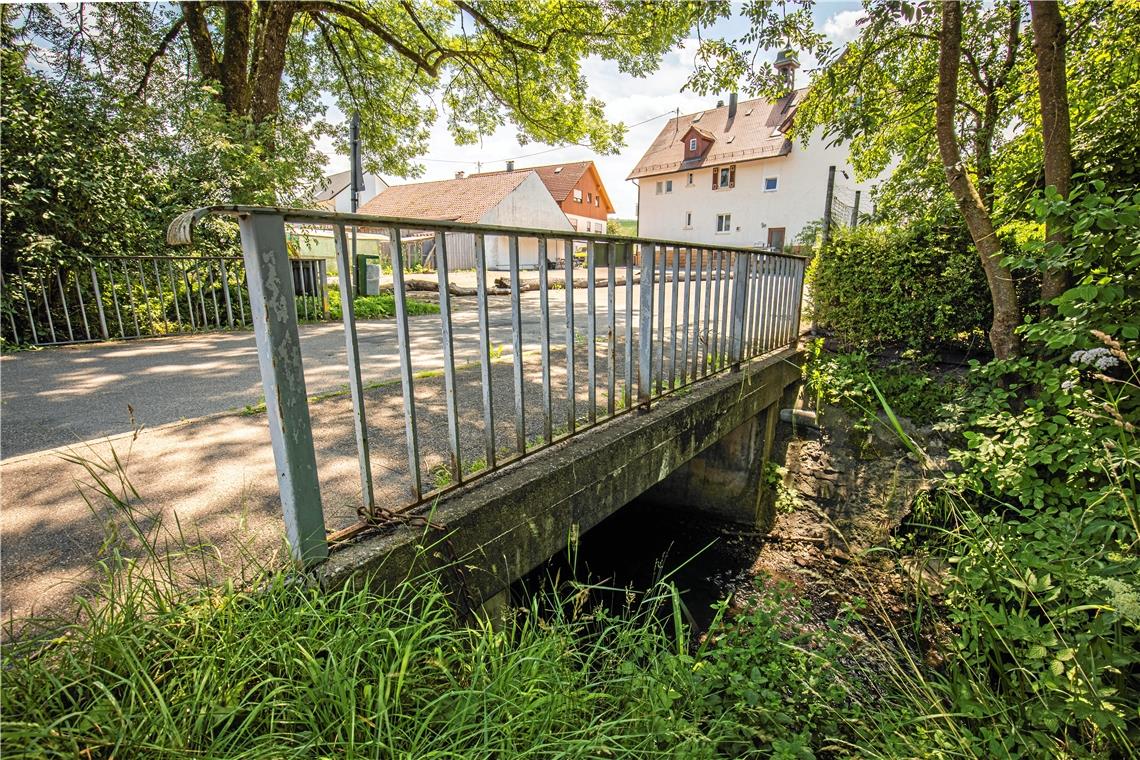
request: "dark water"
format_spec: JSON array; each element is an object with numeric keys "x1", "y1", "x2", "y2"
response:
[{"x1": 511, "y1": 498, "x2": 766, "y2": 632}]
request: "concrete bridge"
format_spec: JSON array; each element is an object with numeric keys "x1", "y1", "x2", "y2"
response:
[{"x1": 170, "y1": 206, "x2": 808, "y2": 611}]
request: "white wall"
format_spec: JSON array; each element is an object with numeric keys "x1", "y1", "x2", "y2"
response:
[
  {"x1": 331, "y1": 173, "x2": 388, "y2": 214},
  {"x1": 635, "y1": 129, "x2": 876, "y2": 249},
  {"x1": 567, "y1": 212, "x2": 607, "y2": 234},
  {"x1": 480, "y1": 173, "x2": 574, "y2": 269}
]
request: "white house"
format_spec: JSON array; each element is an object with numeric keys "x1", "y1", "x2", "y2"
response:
[
  {"x1": 313, "y1": 169, "x2": 388, "y2": 213},
  {"x1": 356, "y1": 171, "x2": 573, "y2": 270},
  {"x1": 627, "y1": 55, "x2": 874, "y2": 251}
]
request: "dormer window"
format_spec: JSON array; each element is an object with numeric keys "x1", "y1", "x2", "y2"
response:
[{"x1": 688, "y1": 138, "x2": 697, "y2": 152}]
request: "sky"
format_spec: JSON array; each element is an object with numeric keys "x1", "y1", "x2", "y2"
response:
[{"x1": 319, "y1": 2, "x2": 865, "y2": 219}]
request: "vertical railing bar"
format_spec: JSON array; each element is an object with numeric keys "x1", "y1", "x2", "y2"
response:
[
  {"x1": 74, "y1": 271, "x2": 92, "y2": 340},
  {"x1": 435, "y1": 232, "x2": 463, "y2": 484},
  {"x1": 689, "y1": 249, "x2": 702, "y2": 381},
  {"x1": 389, "y1": 227, "x2": 422, "y2": 501},
  {"x1": 319, "y1": 259, "x2": 330, "y2": 320},
  {"x1": 55, "y1": 271, "x2": 74, "y2": 342},
  {"x1": 730, "y1": 252, "x2": 751, "y2": 366},
  {"x1": 165, "y1": 261, "x2": 184, "y2": 333},
  {"x1": 19, "y1": 271, "x2": 39, "y2": 345},
  {"x1": 766, "y1": 255, "x2": 775, "y2": 350},
  {"x1": 220, "y1": 259, "x2": 235, "y2": 328},
  {"x1": 538, "y1": 238, "x2": 553, "y2": 443},
  {"x1": 679, "y1": 247, "x2": 693, "y2": 386},
  {"x1": 700, "y1": 249, "x2": 713, "y2": 377},
  {"x1": 509, "y1": 235, "x2": 526, "y2": 455},
  {"x1": 623, "y1": 242, "x2": 633, "y2": 410},
  {"x1": 773, "y1": 257, "x2": 786, "y2": 347},
  {"x1": 236, "y1": 262, "x2": 248, "y2": 326},
  {"x1": 235, "y1": 212, "x2": 326, "y2": 565},
  {"x1": 743, "y1": 254, "x2": 756, "y2": 359},
  {"x1": 333, "y1": 223, "x2": 375, "y2": 512},
  {"x1": 135, "y1": 261, "x2": 155, "y2": 335},
  {"x1": 41, "y1": 273, "x2": 57, "y2": 343},
  {"x1": 709, "y1": 251, "x2": 722, "y2": 373},
  {"x1": 90, "y1": 268, "x2": 109, "y2": 340},
  {"x1": 195, "y1": 259, "x2": 209, "y2": 329},
  {"x1": 668, "y1": 245, "x2": 680, "y2": 390},
  {"x1": 151, "y1": 260, "x2": 171, "y2": 336},
  {"x1": 180, "y1": 263, "x2": 195, "y2": 330},
  {"x1": 122, "y1": 262, "x2": 141, "y2": 337},
  {"x1": 638, "y1": 243, "x2": 654, "y2": 407},
  {"x1": 606, "y1": 241, "x2": 616, "y2": 417},
  {"x1": 299, "y1": 261, "x2": 310, "y2": 322},
  {"x1": 474, "y1": 234, "x2": 496, "y2": 468},
  {"x1": 721, "y1": 252, "x2": 733, "y2": 369},
  {"x1": 777, "y1": 256, "x2": 790, "y2": 347},
  {"x1": 586, "y1": 239, "x2": 597, "y2": 425},
  {"x1": 107, "y1": 265, "x2": 124, "y2": 337},
  {"x1": 749, "y1": 254, "x2": 763, "y2": 356},
  {"x1": 791, "y1": 258, "x2": 805, "y2": 343},
  {"x1": 726, "y1": 253, "x2": 737, "y2": 365},
  {"x1": 785, "y1": 257, "x2": 798, "y2": 346},
  {"x1": 563, "y1": 239, "x2": 576, "y2": 434},
  {"x1": 655, "y1": 244, "x2": 666, "y2": 395}
]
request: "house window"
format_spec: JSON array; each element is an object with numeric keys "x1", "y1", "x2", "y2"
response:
[
  {"x1": 716, "y1": 213, "x2": 732, "y2": 233},
  {"x1": 595, "y1": 197, "x2": 600, "y2": 207},
  {"x1": 687, "y1": 172, "x2": 694, "y2": 186},
  {"x1": 712, "y1": 165, "x2": 736, "y2": 190},
  {"x1": 588, "y1": 192, "x2": 593, "y2": 203},
  {"x1": 573, "y1": 189, "x2": 583, "y2": 202},
  {"x1": 655, "y1": 181, "x2": 663, "y2": 195},
  {"x1": 665, "y1": 180, "x2": 673, "y2": 193},
  {"x1": 689, "y1": 137, "x2": 697, "y2": 152},
  {"x1": 764, "y1": 177, "x2": 779, "y2": 192},
  {"x1": 684, "y1": 211, "x2": 692, "y2": 229}
]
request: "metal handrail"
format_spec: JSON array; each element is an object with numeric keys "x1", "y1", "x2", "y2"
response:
[
  {"x1": 168, "y1": 205, "x2": 807, "y2": 567},
  {"x1": 167, "y1": 205, "x2": 810, "y2": 261}
]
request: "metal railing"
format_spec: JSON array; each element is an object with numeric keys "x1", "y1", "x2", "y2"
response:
[
  {"x1": 168, "y1": 206, "x2": 807, "y2": 566},
  {"x1": 1, "y1": 255, "x2": 328, "y2": 346}
]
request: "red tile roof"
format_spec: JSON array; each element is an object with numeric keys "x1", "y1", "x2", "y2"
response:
[
  {"x1": 475, "y1": 161, "x2": 615, "y2": 214},
  {"x1": 356, "y1": 171, "x2": 532, "y2": 223},
  {"x1": 626, "y1": 90, "x2": 808, "y2": 180}
]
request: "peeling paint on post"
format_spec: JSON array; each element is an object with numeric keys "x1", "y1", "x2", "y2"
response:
[{"x1": 237, "y1": 213, "x2": 327, "y2": 566}]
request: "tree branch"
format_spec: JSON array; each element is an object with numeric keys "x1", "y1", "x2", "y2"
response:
[
  {"x1": 181, "y1": 2, "x2": 219, "y2": 82},
  {"x1": 135, "y1": 17, "x2": 186, "y2": 97}
]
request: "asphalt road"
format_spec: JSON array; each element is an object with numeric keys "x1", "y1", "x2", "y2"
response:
[{"x1": 0, "y1": 288, "x2": 630, "y2": 459}]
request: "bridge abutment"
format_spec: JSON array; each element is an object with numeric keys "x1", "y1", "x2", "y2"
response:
[{"x1": 644, "y1": 401, "x2": 780, "y2": 531}]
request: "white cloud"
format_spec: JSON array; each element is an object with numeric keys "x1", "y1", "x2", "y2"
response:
[{"x1": 822, "y1": 9, "x2": 865, "y2": 45}]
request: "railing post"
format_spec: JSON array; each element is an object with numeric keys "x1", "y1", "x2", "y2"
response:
[
  {"x1": 638, "y1": 243, "x2": 655, "y2": 407},
  {"x1": 730, "y1": 252, "x2": 750, "y2": 367},
  {"x1": 334, "y1": 224, "x2": 375, "y2": 514},
  {"x1": 235, "y1": 212, "x2": 327, "y2": 566},
  {"x1": 90, "y1": 267, "x2": 109, "y2": 340}
]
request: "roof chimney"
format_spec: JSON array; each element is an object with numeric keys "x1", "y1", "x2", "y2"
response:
[
  {"x1": 716, "y1": 99, "x2": 725, "y2": 108},
  {"x1": 728, "y1": 92, "x2": 738, "y2": 119},
  {"x1": 455, "y1": 170, "x2": 465, "y2": 179},
  {"x1": 506, "y1": 160, "x2": 515, "y2": 172}
]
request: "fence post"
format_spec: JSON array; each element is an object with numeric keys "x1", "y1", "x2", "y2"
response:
[
  {"x1": 638, "y1": 242, "x2": 655, "y2": 408},
  {"x1": 236, "y1": 212, "x2": 327, "y2": 567},
  {"x1": 851, "y1": 190, "x2": 861, "y2": 228},
  {"x1": 729, "y1": 253, "x2": 751, "y2": 367},
  {"x1": 318, "y1": 259, "x2": 330, "y2": 319}
]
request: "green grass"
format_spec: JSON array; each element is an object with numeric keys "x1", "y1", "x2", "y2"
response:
[
  {"x1": 610, "y1": 218, "x2": 637, "y2": 237},
  {"x1": 329, "y1": 288, "x2": 440, "y2": 320}
]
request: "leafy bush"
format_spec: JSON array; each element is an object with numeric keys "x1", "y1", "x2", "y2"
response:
[{"x1": 809, "y1": 217, "x2": 992, "y2": 350}]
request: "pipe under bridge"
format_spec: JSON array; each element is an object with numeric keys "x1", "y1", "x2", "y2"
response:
[{"x1": 170, "y1": 206, "x2": 807, "y2": 608}]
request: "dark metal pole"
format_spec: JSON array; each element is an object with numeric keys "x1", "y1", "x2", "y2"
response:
[
  {"x1": 350, "y1": 111, "x2": 364, "y2": 296},
  {"x1": 821, "y1": 165, "x2": 836, "y2": 247},
  {"x1": 851, "y1": 190, "x2": 862, "y2": 228}
]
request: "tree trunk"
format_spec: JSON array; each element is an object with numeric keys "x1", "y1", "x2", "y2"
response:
[
  {"x1": 1030, "y1": 0, "x2": 1073, "y2": 309},
  {"x1": 249, "y1": 2, "x2": 297, "y2": 125},
  {"x1": 936, "y1": 1, "x2": 1022, "y2": 359}
]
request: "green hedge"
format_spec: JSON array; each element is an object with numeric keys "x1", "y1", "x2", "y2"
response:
[{"x1": 809, "y1": 219, "x2": 992, "y2": 349}]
